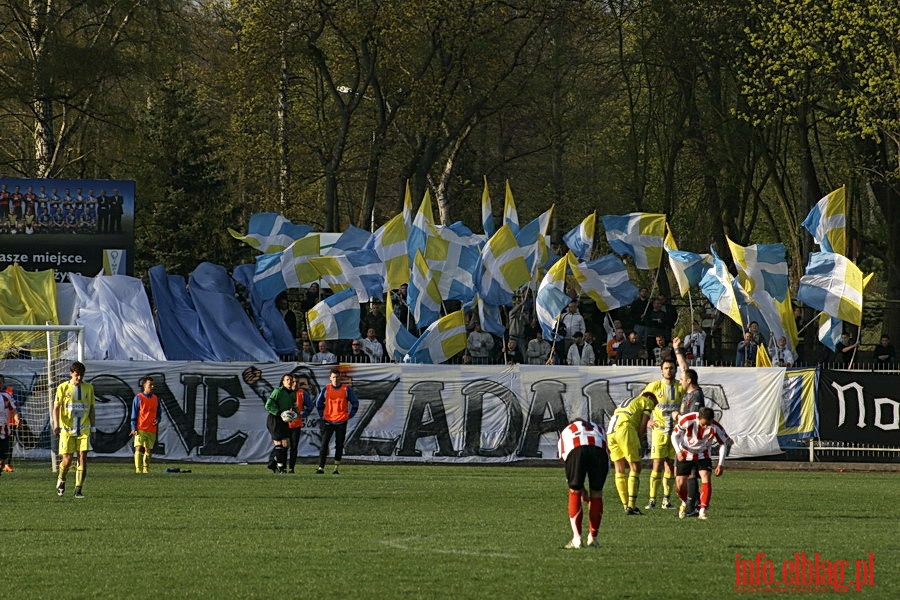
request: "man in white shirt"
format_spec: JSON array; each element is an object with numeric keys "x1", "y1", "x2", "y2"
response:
[
  {"x1": 360, "y1": 328, "x2": 386, "y2": 363},
  {"x1": 566, "y1": 332, "x2": 596, "y2": 366},
  {"x1": 466, "y1": 322, "x2": 495, "y2": 365},
  {"x1": 311, "y1": 341, "x2": 337, "y2": 364}
]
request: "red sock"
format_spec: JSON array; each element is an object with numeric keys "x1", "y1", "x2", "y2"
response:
[
  {"x1": 568, "y1": 491, "x2": 583, "y2": 535},
  {"x1": 588, "y1": 496, "x2": 603, "y2": 535},
  {"x1": 700, "y1": 482, "x2": 711, "y2": 508}
]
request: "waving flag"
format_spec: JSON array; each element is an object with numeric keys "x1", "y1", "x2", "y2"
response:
[
  {"x1": 404, "y1": 310, "x2": 467, "y2": 364},
  {"x1": 228, "y1": 212, "x2": 313, "y2": 253},
  {"x1": 664, "y1": 225, "x2": 712, "y2": 296},
  {"x1": 797, "y1": 252, "x2": 870, "y2": 326},
  {"x1": 403, "y1": 180, "x2": 414, "y2": 231},
  {"x1": 328, "y1": 225, "x2": 372, "y2": 254},
  {"x1": 253, "y1": 235, "x2": 321, "y2": 301},
  {"x1": 476, "y1": 295, "x2": 506, "y2": 338},
  {"x1": 365, "y1": 213, "x2": 408, "y2": 290},
  {"x1": 385, "y1": 292, "x2": 417, "y2": 361},
  {"x1": 602, "y1": 212, "x2": 665, "y2": 269},
  {"x1": 818, "y1": 315, "x2": 843, "y2": 351},
  {"x1": 516, "y1": 206, "x2": 554, "y2": 273},
  {"x1": 409, "y1": 251, "x2": 443, "y2": 329},
  {"x1": 481, "y1": 176, "x2": 495, "y2": 238},
  {"x1": 563, "y1": 212, "x2": 596, "y2": 262},
  {"x1": 503, "y1": 180, "x2": 519, "y2": 235},
  {"x1": 306, "y1": 288, "x2": 361, "y2": 341},
  {"x1": 479, "y1": 224, "x2": 530, "y2": 306},
  {"x1": 408, "y1": 190, "x2": 438, "y2": 268},
  {"x1": 698, "y1": 247, "x2": 743, "y2": 327},
  {"x1": 568, "y1": 253, "x2": 638, "y2": 312},
  {"x1": 802, "y1": 186, "x2": 846, "y2": 256},
  {"x1": 535, "y1": 254, "x2": 570, "y2": 341},
  {"x1": 726, "y1": 237, "x2": 789, "y2": 301},
  {"x1": 426, "y1": 223, "x2": 482, "y2": 303},
  {"x1": 309, "y1": 249, "x2": 385, "y2": 303},
  {"x1": 755, "y1": 343, "x2": 773, "y2": 367}
]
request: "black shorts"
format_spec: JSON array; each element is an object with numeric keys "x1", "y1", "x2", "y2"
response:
[
  {"x1": 266, "y1": 413, "x2": 290, "y2": 441},
  {"x1": 675, "y1": 456, "x2": 713, "y2": 476},
  {"x1": 564, "y1": 445, "x2": 609, "y2": 492}
]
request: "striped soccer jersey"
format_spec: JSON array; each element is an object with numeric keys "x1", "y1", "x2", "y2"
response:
[
  {"x1": 672, "y1": 412, "x2": 730, "y2": 461},
  {"x1": 558, "y1": 420, "x2": 607, "y2": 461},
  {"x1": 0, "y1": 393, "x2": 14, "y2": 439}
]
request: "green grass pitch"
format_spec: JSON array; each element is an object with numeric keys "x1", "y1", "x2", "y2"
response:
[{"x1": 2, "y1": 463, "x2": 898, "y2": 599}]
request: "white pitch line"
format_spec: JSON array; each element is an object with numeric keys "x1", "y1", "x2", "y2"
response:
[{"x1": 381, "y1": 537, "x2": 515, "y2": 559}]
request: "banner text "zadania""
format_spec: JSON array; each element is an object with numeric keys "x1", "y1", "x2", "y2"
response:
[{"x1": 734, "y1": 552, "x2": 875, "y2": 593}]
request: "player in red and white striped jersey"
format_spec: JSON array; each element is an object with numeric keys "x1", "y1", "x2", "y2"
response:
[
  {"x1": 670, "y1": 407, "x2": 732, "y2": 520},
  {"x1": 0, "y1": 388, "x2": 20, "y2": 476},
  {"x1": 558, "y1": 419, "x2": 608, "y2": 549}
]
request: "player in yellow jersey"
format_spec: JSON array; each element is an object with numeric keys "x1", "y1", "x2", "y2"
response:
[
  {"x1": 642, "y1": 357, "x2": 684, "y2": 510},
  {"x1": 607, "y1": 392, "x2": 657, "y2": 515},
  {"x1": 52, "y1": 362, "x2": 96, "y2": 499}
]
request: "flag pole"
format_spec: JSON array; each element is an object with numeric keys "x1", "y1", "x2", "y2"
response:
[
  {"x1": 796, "y1": 310, "x2": 826, "y2": 336},
  {"x1": 547, "y1": 315, "x2": 563, "y2": 364},
  {"x1": 848, "y1": 326, "x2": 862, "y2": 368}
]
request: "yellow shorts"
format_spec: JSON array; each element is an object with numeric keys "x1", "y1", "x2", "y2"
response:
[
  {"x1": 650, "y1": 429, "x2": 676, "y2": 460},
  {"x1": 608, "y1": 426, "x2": 640, "y2": 463},
  {"x1": 133, "y1": 430, "x2": 157, "y2": 450},
  {"x1": 59, "y1": 432, "x2": 91, "y2": 455}
]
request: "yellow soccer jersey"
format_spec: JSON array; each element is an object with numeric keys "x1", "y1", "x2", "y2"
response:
[
  {"x1": 55, "y1": 381, "x2": 96, "y2": 436},
  {"x1": 643, "y1": 379, "x2": 684, "y2": 434},
  {"x1": 608, "y1": 395, "x2": 657, "y2": 433}
]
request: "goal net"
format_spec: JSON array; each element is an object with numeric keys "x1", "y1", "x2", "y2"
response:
[{"x1": 0, "y1": 325, "x2": 84, "y2": 467}]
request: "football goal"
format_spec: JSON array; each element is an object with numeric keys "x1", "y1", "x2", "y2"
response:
[{"x1": 0, "y1": 325, "x2": 84, "y2": 468}]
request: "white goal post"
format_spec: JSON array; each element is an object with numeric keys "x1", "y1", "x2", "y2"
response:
[{"x1": 0, "y1": 325, "x2": 85, "y2": 468}]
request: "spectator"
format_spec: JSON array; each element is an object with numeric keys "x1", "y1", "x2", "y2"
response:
[
  {"x1": 606, "y1": 327, "x2": 626, "y2": 365},
  {"x1": 683, "y1": 321, "x2": 707, "y2": 366},
  {"x1": 618, "y1": 331, "x2": 647, "y2": 364},
  {"x1": 301, "y1": 282, "x2": 321, "y2": 313},
  {"x1": 345, "y1": 340, "x2": 370, "y2": 363},
  {"x1": 641, "y1": 297, "x2": 669, "y2": 353},
  {"x1": 769, "y1": 336, "x2": 795, "y2": 368},
  {"x1": 652, "y1": 335, "x2": 674, "y2": 366},
  {"x1": 503, "y1": 338, "x2": 525, "y2": 365},
  {"x1": 360, "y1": 328, "x2": 386, "y2": 363},
  {"x1": 467, "y1": 322, "x2": 495, "y2": 365},
  {"x1": 567, "y1": 332, "x2": 596, "y2": 366},
  {"x1": 834, "y1": 332, "x2": 859, "y2": 365},
  {"x1": 873, "y1": 335, "x2": 895, "y2": 369},
  {"x1": 312, "y1": 341, "x2": 337, "y2": 364},
  {"x1": 627, "y1": 287, "x2": 652, "y2": 335},
  {"x1": 747, "y1": 321, "x2": 766, "y2": 346},
  {"x1": 526, "y1": 331, "x2": 552, "y2": 365},
  {"x1": 298, "y1": 339, "x2": 315, "y2": 362},
  {"x1": 362, "y1": 300, "x2": 387, "y2": 340},
  {"x1": 735, "y1": 331, "x2": 757, "y2": 367},
  {"x1": 583, "y1": 331, "x2": 602, "y2": 365}
]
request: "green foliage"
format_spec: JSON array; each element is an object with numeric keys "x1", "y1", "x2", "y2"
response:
[{"x1": 3, "y1": 463, "x2": 899, "y2": 598}]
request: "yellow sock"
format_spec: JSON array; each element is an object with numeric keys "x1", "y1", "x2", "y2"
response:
[
  {"x1": 615, "y1": 473, "x2": 628, "y2": 507},
  {"x1": 663, "y1": 474, "x2": 675, "y2": 499},
  {"x1": 75, "y1": 466, "x2": 85, "y2": 487},
  {"x1": 649, "y1": 471, "x2": 661, "y2": 502},
  {"x1": 59, "y1": 464, "x2": 70, "y2": 483},
  {"x1": 143, "y1": 452, "x2": 151, "y2": 472},
  {"x1": 134, "y1": 451, "x2": 142, "y2": 472},
  {"x1": 627, "y1": 473, "x2": 640, "y2": 509}
]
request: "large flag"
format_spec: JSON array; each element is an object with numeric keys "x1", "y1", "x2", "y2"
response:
[
  {"x1": 478, "y1": 224, "x2": 530, "y2": 306},
  {"x1": 308, "y1": 249, "x2": 385, "y2": 303},
  {"x1": 481, "y1": 176, "x2": 495, "y2": 238},
  {"x1": 476, "y1": 295, "x2": 506, "y2": 338},
  {"x1": 228, "y1": 212, "x2": 313, "y2": 254},
  {"x1": 568, "y1": 253, "x2": 638, "y2": 312},
  {"x1": 818, "y1": 315, "x2": 843, "y2": 351},
  {"x1": 698, "y1": 248, "x2": 744, "y2": 327},
  {"x1": 306, "y1": 288, "x2": 361, "y2": 341},
  {"x1": 515, "y1": 206, "x2": 554, "y2": 274},
  {"x1": 797, "y1": 252, "x2": 870, "y2": 326},
  {"x1": 801, "y1": 186, "x2": 846, "y2": 256},
  {"x1": 563, "y1": 212, "x2": 596, "y2": 262},
  {"x1": 726, "y1": 237, "x2": 789, "y2": 301},
  {"x1": 535, "y1": 254, "x2": 570, "y2": 341},
  {"x1": 408, "y1": 251, "x2": 443, "y2": 329},
  {"x1": 602, "y1": 212, "x2": 666, "y2": 269},
  {"x1": 407, "y1": 190, "x2": 438, "y2": 268},
  {"x1": 664, "y1": 225, "x2": 712, "y2": 297},
  {"x1": 328, "y1": 225, "x2": 372, "y2": 254},
  {"x1": 385, "y1": 293, "x2": 417, "y2": 361},
  {"x1": 365, "y1": 213, "x2": 408, "y2": 290},
  {"x1": 426, "y1": 222, "x2": 482, "y2": 303},
  {"x1": 404, "y1": 310, "x2": 467, "y2": 364},
  {"x1": 253, "y1": 235, "x2": 321, "y2": 301},
  {"x1": 503, "y1": 180, "x2": 519, "y2": 234},
  {"x1": 0, "y1": 263, "x2": 59, "y2": 326}
]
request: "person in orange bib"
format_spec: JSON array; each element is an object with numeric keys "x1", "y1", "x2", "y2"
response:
[
  {"x1": 130, "y1": 376, "x2": 161, "y2": 474},
  {"x1": 313, "y1": 368, "x2": 359, "y2": 475}
]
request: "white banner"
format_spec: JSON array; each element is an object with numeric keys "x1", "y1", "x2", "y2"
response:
[{"x1": 4, "y1": 361, "x2": 783, "y2": 463}]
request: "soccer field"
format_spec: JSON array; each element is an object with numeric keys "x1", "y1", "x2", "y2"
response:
[{"x1": 2, "y1": 462, "x2": 897, "y2": 599}]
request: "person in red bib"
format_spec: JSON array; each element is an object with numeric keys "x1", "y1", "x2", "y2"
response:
[
  {"x1": 314, "y1": 368, "x2": 359, "y2": 475},
  {"x1": 130, "y1": 376, "x2": 161, "y2": 474}
]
